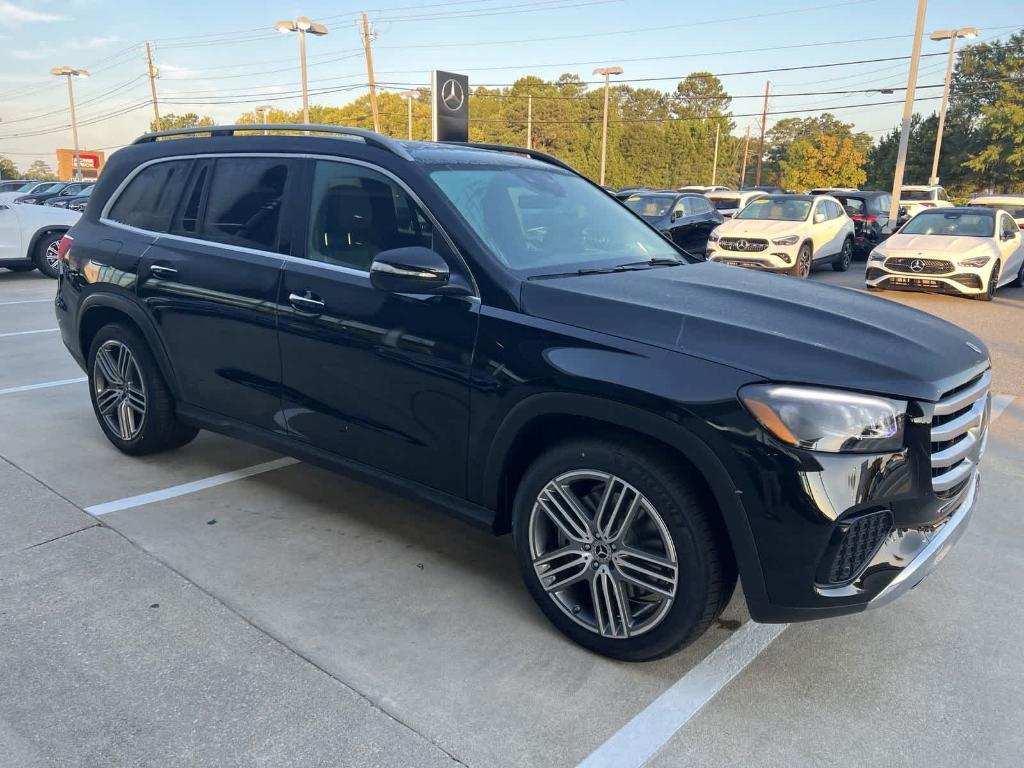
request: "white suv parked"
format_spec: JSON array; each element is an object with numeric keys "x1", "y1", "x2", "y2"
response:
[
  {"x1": 706, "y1": 194, "x2": 855, "y2": 278},
  {"x1": 900, "y1": 185, "x2": 953, "y2": 217},
  {"x1": 0, "y1": 201, "x2": 81, "y2": 278}
]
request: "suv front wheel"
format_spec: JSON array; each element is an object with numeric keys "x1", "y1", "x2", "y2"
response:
[
  {"x1": 513, "y1": 437, "x2": 736, "y2": 661},
  {"x1": 87, "y1": 324, "x2": 199, "y2": 455}
]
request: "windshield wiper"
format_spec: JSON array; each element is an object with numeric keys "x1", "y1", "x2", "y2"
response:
[{"x1": 529, "y1": 257, "x2": 684, "y2": 280}]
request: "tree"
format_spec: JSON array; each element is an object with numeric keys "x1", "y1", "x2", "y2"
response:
[
  {"x1": 0, "y1": 156, "x2": 19, "y2": 180},
  {"x1": 25, "y1": 160, "x2": 56, "y2": 180},
  {"x1": 765, "y1": 114, "x2": 870, "y2": 186},
  {"x1": 963, "y1": 53, "x2": 1024, "y2": 190},
  {"x1": 779, "y1": 133, "x2": 866, "y2": 190},
  {"x1": 150, "y1": 113, "x2": 214, "y2": 132}
]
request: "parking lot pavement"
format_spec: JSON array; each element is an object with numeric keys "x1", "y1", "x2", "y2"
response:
[{"x1": 2, "y1": 270, "x2": 1022, "y2": 767}]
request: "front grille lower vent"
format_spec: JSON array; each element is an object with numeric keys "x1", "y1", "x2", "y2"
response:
[
  {"x1": 930, "y1": 370, "x2": 990, "y2": 497},
  {"x1": 827, "y1": 510, "x2": 894, "y2": 584},
  {"x1": 719, "y1": 237, "x2": 768, "y2": 252}
]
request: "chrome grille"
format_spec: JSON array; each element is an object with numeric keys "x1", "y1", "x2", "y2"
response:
[
  {"x1": 930, "y1": 370, "x2": 991, "y2": 496},
  {"x1": 719, "y1": 237, "x2": 768, "y2": 252},
  {"x1": 885, "y1": 257, "x2": 953, "y2": 275}
]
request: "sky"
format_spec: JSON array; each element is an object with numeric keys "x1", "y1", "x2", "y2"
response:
[{"x1": 0, "y1": 0, "x2": 1021, "y2": 169}]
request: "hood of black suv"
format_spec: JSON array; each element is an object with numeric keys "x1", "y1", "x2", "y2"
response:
[{"x1": 521, "y1": 262, "x2": 988, "y2": 402}]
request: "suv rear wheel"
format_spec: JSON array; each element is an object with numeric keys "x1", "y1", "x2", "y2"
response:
[
  {"x1": 32, "y1": 232, "x2": 64, "y2": 279},
  {"x1": 87, "y1": 323, "x2": 199, "y2": 455},
  {"x1": 832, "y1": 238, "x2": 853, "y2": 272},
  {"x1": 512, "y1": 437, "x2": 736, "y2": 661}
]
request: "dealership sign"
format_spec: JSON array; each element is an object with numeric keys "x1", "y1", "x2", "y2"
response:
[{"x1": 431, "y1": 70, "x2": 469, "y2": 143}]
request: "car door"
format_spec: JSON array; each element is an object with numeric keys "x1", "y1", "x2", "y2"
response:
[
  {"x1": 997, "y1": 212, "x2": 1024, "y2": 285},
  {"x1": 276, "y1": 158, "x2": 478, "y2": 497},
  {"x1": 665, "y1": 198, "x2": 693, "y2": 250},
  {"x1": 132, "y1": 155, "x2": 298, "y2": 430},
  {"x1": 689, "y1": 196, "x2": 720, "y2": 254},
  {"x1": 0, "y1": 203, "x2": 22, "y2": 260},
  {"x1": 810, "y1": 199, "x2": 836, "y2": 259}
]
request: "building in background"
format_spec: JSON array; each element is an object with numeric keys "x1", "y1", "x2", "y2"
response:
[{"x1": 56, "y1": 149, "x2": 105, "y2": 181}]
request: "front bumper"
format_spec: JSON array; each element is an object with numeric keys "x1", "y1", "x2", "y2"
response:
[
  {"x1": 865, "y1": 262, "x2": 987, "y2": 296},
  {"x1": 706, "y1": 241, "x2": 797, "y2": 271}
]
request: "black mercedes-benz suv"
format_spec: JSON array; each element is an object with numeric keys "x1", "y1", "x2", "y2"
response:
[{"x1": 54, "y1": 125, "x2": 990, "y2": 661}]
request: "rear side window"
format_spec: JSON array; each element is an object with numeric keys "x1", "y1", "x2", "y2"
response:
[
  {"x1": 107, "y1": 160, "x2": 192, "y2": 232},
  {"x1": 201, "y1": 157, "x2": 293, "y2": 252},
  {"x1": 307, "y1": 160, "x2": 435, "y2": 271}
]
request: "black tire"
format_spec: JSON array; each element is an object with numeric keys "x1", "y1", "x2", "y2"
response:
[
  {"x1": 789, "y1": 243, "x2": 812, "y2": 278},
  {"x1": 1010, "y1": 258, "x2": 1024, "y2": 288},
  {"x1": 831, "y1": 238, "x2": 853, "y2": 272},
  {"x1": 972, "y1": 260, "x2": 1000, "y2": 301},
  {"x1": 4, "y1": 263, "x2": 36, "y2": 273},
  {"x1": 87, "y1": 323, "x2": 198, "y2": 455},
  {"x1": 512, "y1": 436, "x2": 737, "y2": 661},
  {"x1": 31, "y1": 231, "x2": 65, "y2": 279}
]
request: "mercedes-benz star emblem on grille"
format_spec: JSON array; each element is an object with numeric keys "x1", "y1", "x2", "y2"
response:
[
  {"x1": 910, "y1": 259, "x2": 925, "y2": 272},
  {"x1": 441, "y1": 78, "x2": 465, "y2": 112},
  {"x1": 736, "y1": 239, "x2": 749, "y2": 251}
]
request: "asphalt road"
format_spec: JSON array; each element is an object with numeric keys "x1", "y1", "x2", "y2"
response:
[{"x1": 1, "y1": 264, "x2": 1021, "y2": 768}]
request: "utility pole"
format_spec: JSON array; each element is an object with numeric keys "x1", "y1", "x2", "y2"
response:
[
  {"x1": 711, "y1": 122, "x2": 720, "y2": 185},
  {"x1": 889, "y1": 0, "x2": 928, "y2": 223},
  {"x1": 755, "y1": 80, "x2": 770, "y2": 186},
  {"x1": 51, "y1": 66, "x2": 89, "y2": 181},
  {"x1": 592, "y1": 65, "x2": 623, "y2": 187},
  {"x1": 274, "y1": 16, "x2": 328, "y2": 127},
  {"x1": 361, "y1": 12, "x2": 381, "y2": 133},
  {"x1": 145, "y1": 42, "x2": 161, "y2": 132},
  {"x1": 740, "y1": 124, "x2": 751, "y2": 189},
  {"x1": 527, "y1": 93, "x2": 533, "y2": 149},
  {"x1": 928, "y1": 26, "x2": 977, "y2": 185},
  {"x1": 400, "y1": 90, "x2": 416, "y2": 140}
]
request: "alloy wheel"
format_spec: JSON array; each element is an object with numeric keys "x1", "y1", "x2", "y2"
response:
[
  {"x1": 840, "y1": 241, "x2": 851, "y2": 269},
  {"x1": 45, "y1": 240, "x2": 61, "y2": 271},
  {"x1": 528, "y1": 470, "x2": 679, "y2": 639},
  {"x1": 93, "y1": 340, "x2": 147, "y2": 441},
  {"x1": 798, "y1": 246, "x2": 812, "y2": 278}
]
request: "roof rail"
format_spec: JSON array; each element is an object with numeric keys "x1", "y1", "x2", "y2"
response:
[
  {"x1": 451, "y1": 142, "x2": 576, "y2": 173},
  {"x1": 131, "y1": 124, "x2": 414, "y2": 161}
]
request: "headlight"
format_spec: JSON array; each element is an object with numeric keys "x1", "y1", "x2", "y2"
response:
[
  {"x1": 739, "y1": 384, "x2": 906, "y2": 453},
  {"x1": 958, "y1": 255, "x2": 991, "y2": 268},
  {"x1": 19, "y1": 198, "x2": 37, "y2": 204},
  {"x1": 772, "y1": 234, "x2": 799, "y2": 246},
  {"x1": 708, "y1": 227, "x2": 721, "y2": 242},
  {"x1": 868, "y1": 249, "x2": 885, "y2": 261}
]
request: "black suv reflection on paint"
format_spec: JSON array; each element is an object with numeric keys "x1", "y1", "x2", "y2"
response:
[{"x1": 55, "y1": 126, "x2": 990, "y2": 661}]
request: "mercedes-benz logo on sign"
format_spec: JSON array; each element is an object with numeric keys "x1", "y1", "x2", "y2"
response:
[
  {"x1": 441, "y1": 78, "x2": 465, "y2": 112},
  {"x1": 736, "y1": 239, "x2": 749, "y2": 251},
  {"x1": 910, "y1": 259, "x2": 925, "y2": 272}
]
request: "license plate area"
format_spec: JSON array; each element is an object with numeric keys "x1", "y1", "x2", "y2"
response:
[{"x1": 892, "y1": 277, "x2": 940, "y2": 287}]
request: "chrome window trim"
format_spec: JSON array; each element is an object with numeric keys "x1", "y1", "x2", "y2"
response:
[{"x1": 98, "y1": 151, "x2": 480, "y2": 298}]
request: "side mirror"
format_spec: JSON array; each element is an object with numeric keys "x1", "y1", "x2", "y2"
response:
[
  {"x1": 813, "y1": 212, "x2": 826, "y2": 224},
  {"x1": 671, "y1": 209, "x2": 684, "y2": 222},
  {"x1": 369, "y1": 246, "x2": 471, "y2": 296}
]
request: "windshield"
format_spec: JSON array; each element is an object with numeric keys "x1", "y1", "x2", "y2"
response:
[
  {"x1": 622, "y1": 195, "x2": 675, "y2": 218},
  {"x1": 31, "y1": 182, "x2": 60, "y2": 194},
  {"x1": 834, "y1": 196, "x2": 866, "y2": 215},
  {"x1": 78, "y1": 186, "x2": 94, "y2": 198},
  {"x1": 901, "y1": 189, "x2": 934, "y2": 201},
  {"x1": 736, "y1": 197, "x2": 811, "y2": 221},
  {"x1": 973, "y1": 201, "x2": 1024, "y2": 219},
  {"x1": 900, "y1": 211, "x2": 994, "y2": 237},
  {"x1": 429, "y1": 166, "x2": 681, "y2": 273}
]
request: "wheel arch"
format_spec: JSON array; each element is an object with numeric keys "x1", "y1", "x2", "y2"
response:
[
  {"x1": 78, "y1": 292, "x2": 182, "y2": 399},
  {"x1": 26, "y1": 225, "x2": 69, "y2": 260},
  {"x1": 482, "y1": 393, "x2": 767, "y2": 603}
]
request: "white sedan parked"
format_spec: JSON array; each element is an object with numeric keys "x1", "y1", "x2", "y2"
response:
[
  {"x1": 865, "y1": 207, "x2": 1024, "y2": 301},
  {"x1": 706, "y1": 194, "x2": 855, "y2": 277},
  {"x1": 0, "y1": 201, "x2": 81, "y2": 278}
]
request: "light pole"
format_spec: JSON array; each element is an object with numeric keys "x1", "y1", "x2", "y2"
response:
[
  {"x1": 51, "y1": 66, "x2": 89, "y2": 181},
  {"x1": 255, "y1": 104, "x2": 273, "y2": 135},
  {"x1": 928, "y1": 26, "x2": 977, "y2": 185},
  {"x1": 888, "y1": 0, "x2": 928, "y2": 225},
  {"x1": 400, "y1": 90, "x2": 417, "y2": 140},
  {"x1": 274, "y1": 16, "x2": 328, "y2": 125},
  {"x1": 592, "y1": 65, "x2": 622, "y2": 187}
]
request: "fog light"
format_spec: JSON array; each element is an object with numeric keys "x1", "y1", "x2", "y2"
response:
[{"x1": 773, "y1": 252, "x2": 791, "y2": 264}]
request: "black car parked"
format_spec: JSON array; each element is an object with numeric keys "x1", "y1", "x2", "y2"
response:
[
  {"x1": 621, "y1": 191, "x2": 722, "y2": 256},
  {"x1": 16, "y1": 181, "x2": 93, "y2": 206},
  {"x1": 55, "y1": 125, "x2": 988, "y2": 660},
  {"x1": 810, "y1": 189, "x2": 902, "y2": 256}
]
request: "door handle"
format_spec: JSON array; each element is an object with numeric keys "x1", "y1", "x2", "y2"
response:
[
  {"x1": 149, "y1": 264, "x2": 177, "y2": 277},
  {"x1": 289, "y1": 291, "x2": 325, "y2": 313}
]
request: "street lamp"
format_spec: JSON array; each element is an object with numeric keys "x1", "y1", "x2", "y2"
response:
[
  {"x1": 592, "y1": 65, "x2": 623, "y2": 187},
  {"x1": 928, "y1": 27, "x2": 978, "y2": 185},
  {"x1": 254, "y1": 104, "x2": 273, "y2": 135},
  {"x1": 399, "y1": 90, "x2": 417, "y2": 140},
  {"x1": 274, "y1": 16, "x2": 328, "y2": 125},
  {"x1": 51, "y1": 66, "x2": 89, "y2": 181}
]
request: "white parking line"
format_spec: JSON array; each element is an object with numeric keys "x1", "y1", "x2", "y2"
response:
[
  {"x1": 579, "y1": 392, "x2": 1016, "y2": 768},
  {"x1": 577, "y1": 622, "x2": 787, "y2": 768},
  {"x1": 0, "y1": 377, "x2": 87, "y2": 396},
  {"x1": 0, "y1": 299, "x2": 51, "y2": 306},
  {"x1": 84, "y1": 457, "x2": 300, "y2": 516},
  {"x1": 0, "y1": 328, "x2": 58, "y2": 338}
]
